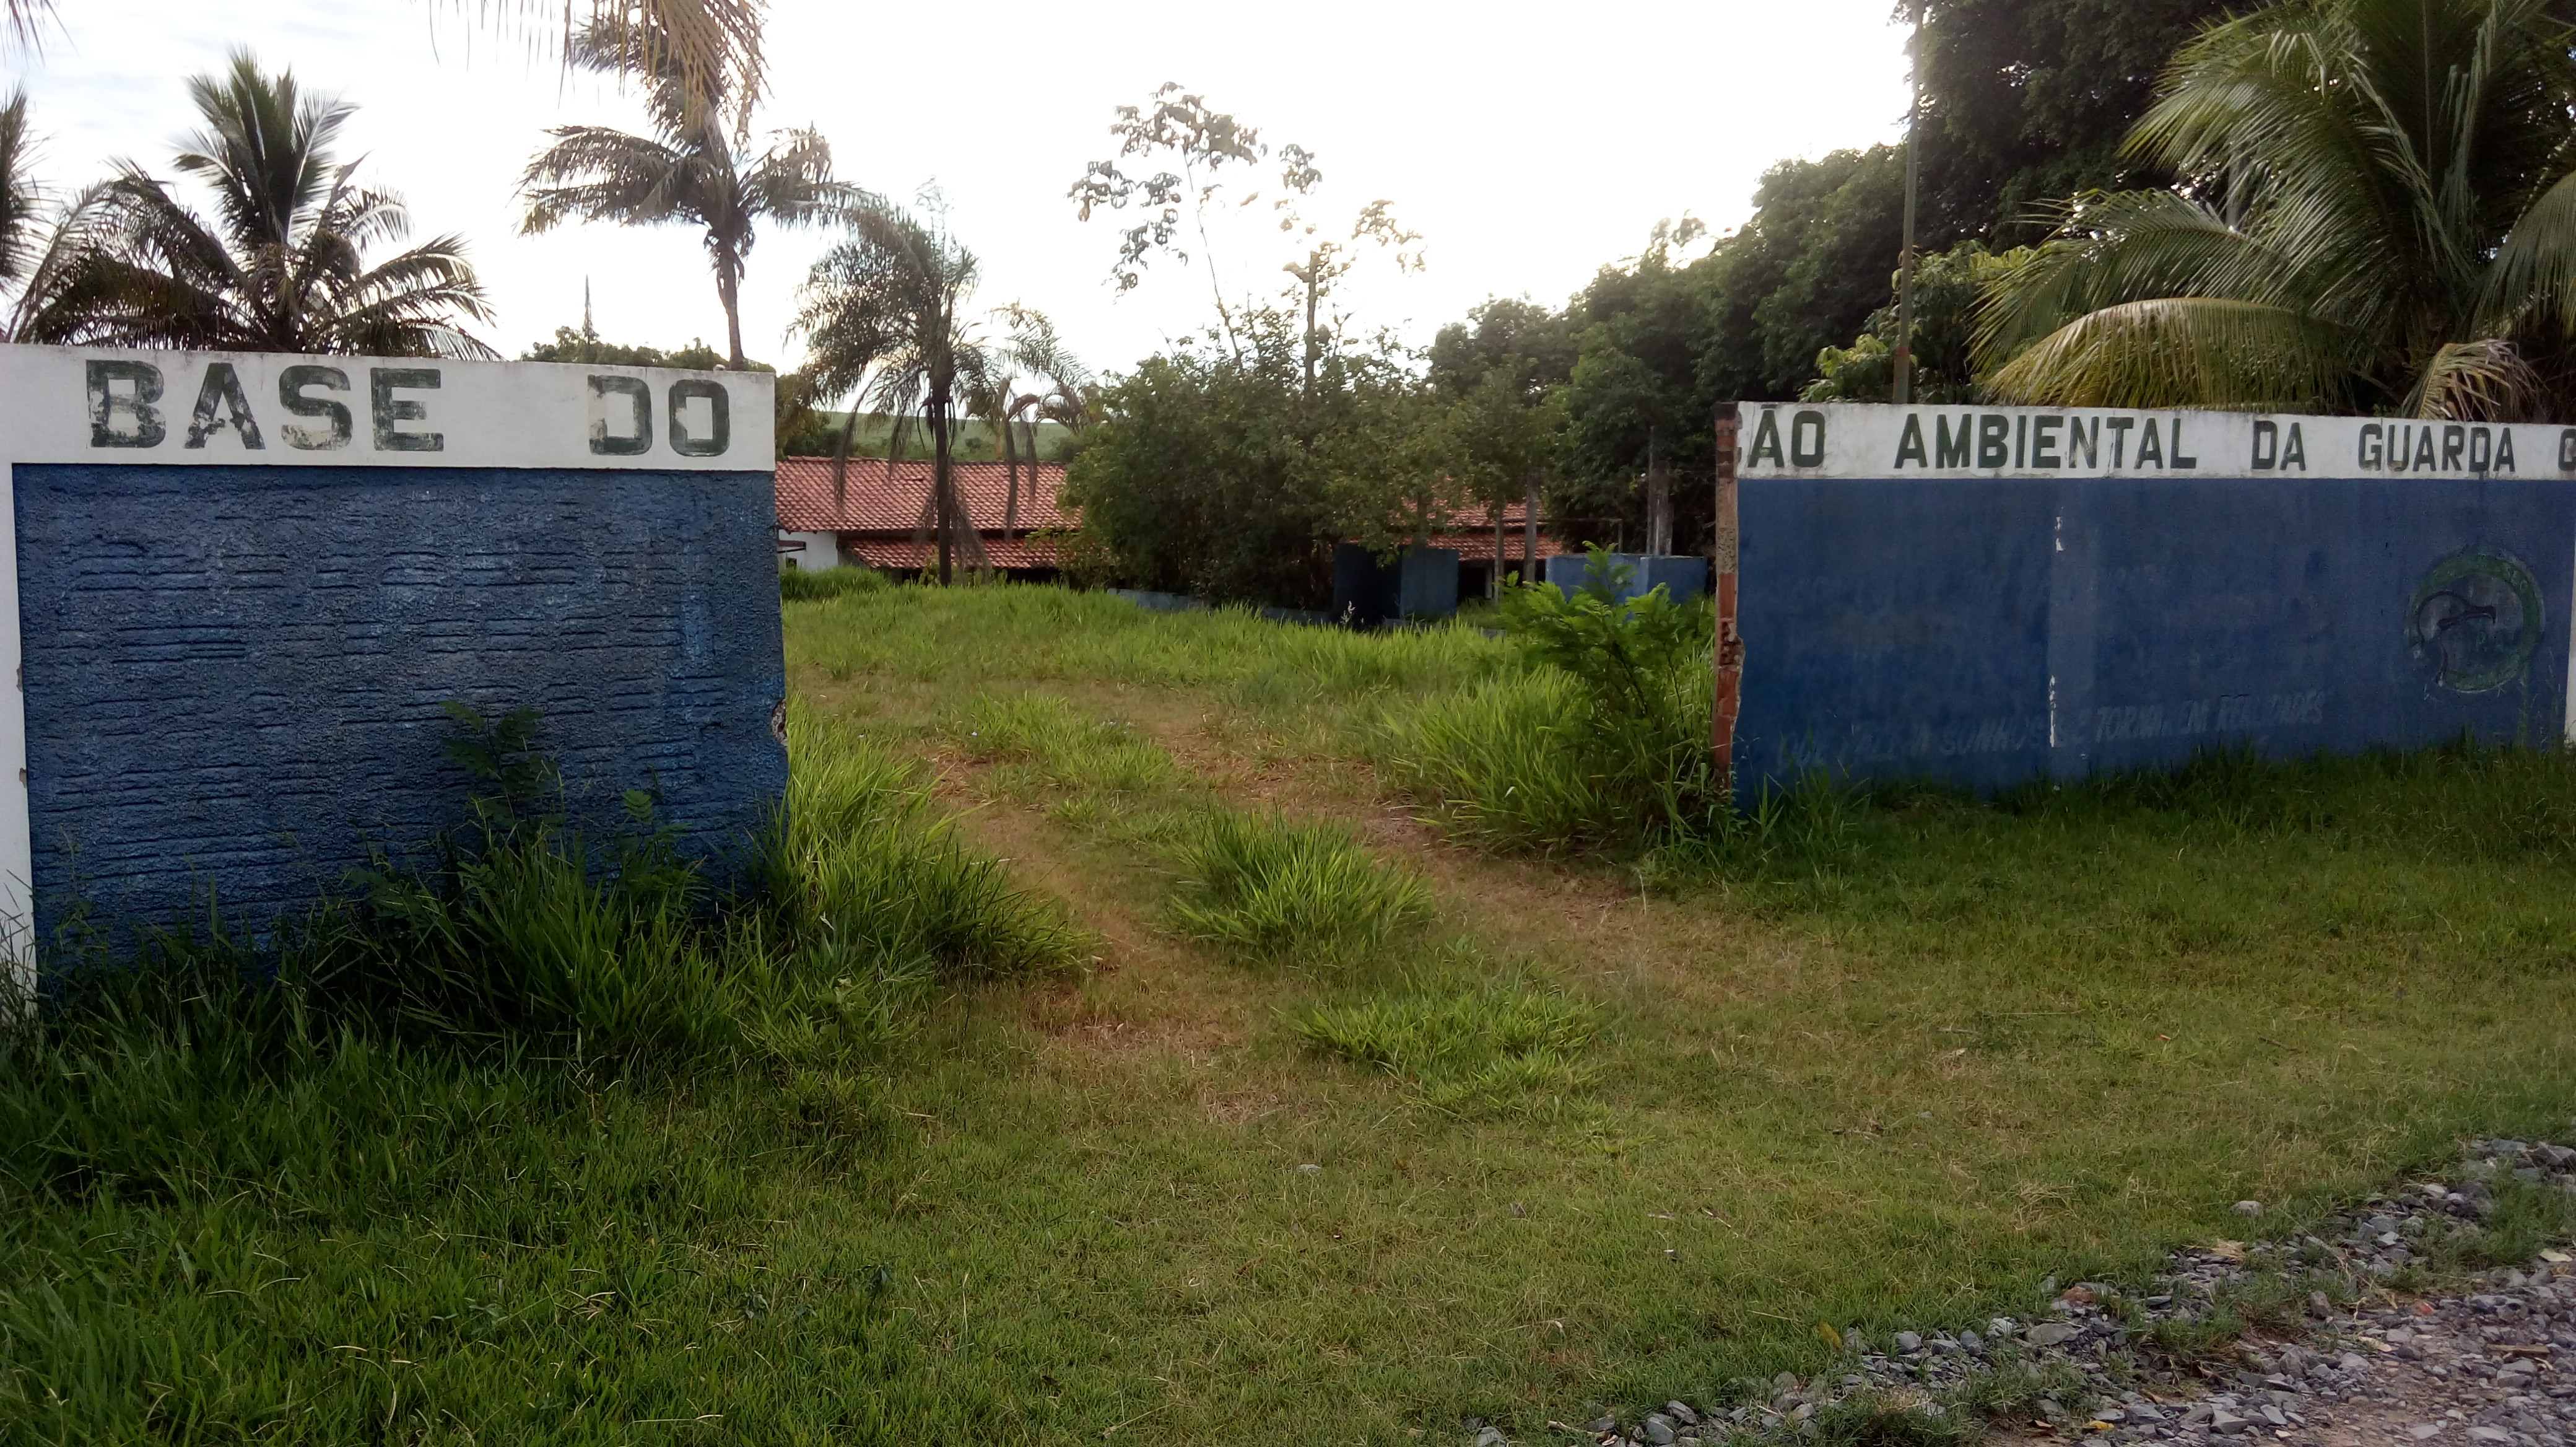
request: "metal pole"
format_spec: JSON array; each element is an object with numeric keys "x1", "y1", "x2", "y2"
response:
[
  {"x1": 1892, "y1": 2, "x2": 1922, "y2": 406},
  {"x1": 1712, "y1": 403, "x2": 1743, "y2": 778},
  {"x1": 1523, "y1": 472, "x2": 1539, "y2": 587}
]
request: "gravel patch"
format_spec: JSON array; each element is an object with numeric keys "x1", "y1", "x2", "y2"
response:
[{"x1": 1471, "y1": 1134, "x2": 2576, "y2": 1447}]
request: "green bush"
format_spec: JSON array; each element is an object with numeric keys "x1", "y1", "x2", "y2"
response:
[
  {"x1": 1382, "y1": 547, "x2": 1720, "y2": 852},
  {"x1": 1168, "y1": 811, "x2": 1430, "y2": 964}
]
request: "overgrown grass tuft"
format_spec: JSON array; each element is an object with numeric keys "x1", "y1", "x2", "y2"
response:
[
  {"x1": 780, "y1": 564, "x2": 890, "y2": 601},
  {"x1": 3, "y1": 702, "x2": 1078, "y2": 1200},
  {"x1": 1375, "y1": 671, "x2": 1611, "y2": 849},
  {"x1": 1292, "y1": 971, "x2": 1599, "y2": 1112},
  {"x1": 769, "y1": 703, "x2": 1081, "y2": 994},
  {"x1": 34, "y1": 703, "x2": 1076, "y2": 1071},
  {"x1": 1168, "y1": 811, "x2": 1430, "y2": 964},
  {"x1": 955, "y1": 691, "x2": 1180, "y2": 799}
]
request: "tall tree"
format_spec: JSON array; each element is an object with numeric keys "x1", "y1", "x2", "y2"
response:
[
  {"x1": 1064, "y1": 306, "x2": 1390, "y2": 606},
  {"x1": 20, "y1": 53, "x2": 493, "y2": 357},
  {"x1": 963, "y1": 305, "x2": 1088, "y2": 537},
  {"x1": 1429, "y1": 297, "x2": 1574, "y2": 580},
  {"x1": 1069, "y1": 84, "x2": 1421, "y2": 364},
  {"x1": 1979, "y1": 0, "x2": 2576, "y2": 417},
  {"x1": 1915, "y1": 0, "x2": 2236, "y2": 244},
  {"x1": 796, "y1": 197, "x2": 1019, "y2": 585},
  {"x1": 520, "y1": 14, "x2": 846, "y2": 369}
]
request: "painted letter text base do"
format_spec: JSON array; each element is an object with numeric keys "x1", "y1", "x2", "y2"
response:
[{"x1": 0, "y1": 346, "x2": 783, "y2": 985}]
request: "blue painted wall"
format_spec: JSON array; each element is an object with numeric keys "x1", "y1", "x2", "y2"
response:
[
  {"x1": 17, "y1": 463, "x2": 787, "y2": 942},
  {"x1": 1543, "y1": 552, "x2": 1710, "y2": 604},
  {"x1": 1734, "y1": 475, "x2": 2574, "y2": 795}
]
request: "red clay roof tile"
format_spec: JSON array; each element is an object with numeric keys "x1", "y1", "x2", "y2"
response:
[{"x1": 775, "y1": 456, "x2": 1074, "y2": 534}]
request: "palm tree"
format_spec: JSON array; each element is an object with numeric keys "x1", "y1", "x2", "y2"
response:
[
  {"x1": 520, "y1": 15, "x2": 848, "y2": 370},
  {"x1": 1978, "y1": 0, "x2": 2576, "y2": 418},
  {"x1": 964, "y1": 306, "x2": 1088, "y2": 540},
  {"x1": 796, "y1": 198, "x2": 1023, "y2": 585},
  {"x1": 0, "y1": 89, "x2": 119, "y2": 343},
  {"x1": 18, "y1": 53, "x2": 494, "y2": 357},
  {"x1": 1, "y1": 0, "x2": 752, "y2": 100},
  {"x1": 962, "y1": 372, "x2": 1036, "y2": 540}
]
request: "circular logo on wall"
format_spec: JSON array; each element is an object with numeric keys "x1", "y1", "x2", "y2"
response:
[{"x1": 2409, "y1": 549, "x2": 2543, "y2": 694}]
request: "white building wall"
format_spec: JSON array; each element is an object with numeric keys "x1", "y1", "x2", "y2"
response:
[{"x1": 778, "y1": 530, "x2": 842, "y2": 569}]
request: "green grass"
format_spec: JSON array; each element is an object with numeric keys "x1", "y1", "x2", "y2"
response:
[
  {"x1": 780, "y1": 564, "x2": 890, "y2": 601},
  {"x1": 0, "y1": 709, "x2": 1076, "y2": 1441},
  {"x1": 1168, "y1": 811, "x2": 1432, "y2": 965},
  {"x1": 1373, "y1": 668, "x2": 1616, "y2": 849},
  {"x1": 1292, "y1": 964, "x2": 1600, "y2": 1113},
  {"x1": 12, "y1": 583, "x2": 2576, "y2": 1442}
]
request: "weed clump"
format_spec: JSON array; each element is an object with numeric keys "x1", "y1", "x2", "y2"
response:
[
  {"x1": 780, "y1": 564, "x2": 890, "y2": 601},
  {"x1": 1381, "y1": 548, "x2": 1720, "y2": 853},
  {"x1": 1168, "y1": 811, "x2": 1430, "y2": 964},
  {"x1": 1292, "y1": 973, "x2": 1598, "y2": 1112}
]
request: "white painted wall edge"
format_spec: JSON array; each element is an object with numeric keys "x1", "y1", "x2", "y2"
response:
[
  {"x1": 0, "y1": 344, "x2": 776, "y2": 470},
  {"x1": 1742, "y1": 401, "x2": 2576, "y2": 482},
  {"x1": 0, "y1": 461, "x2": 24, "y2": 997},
  {"x1": 778, "y1": 531, "x2": 843, "y2": 569}
]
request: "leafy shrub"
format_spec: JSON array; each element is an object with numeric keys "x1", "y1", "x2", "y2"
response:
[
  {"x1": 1382, "y1": 547, "x2": 1720, "y2": 851},
  {"x1": 1040, "y1": 526, "x2": 1124, "y2": 591},
  {"x1": 1168, "y1": 811, "x2": 1430, "y2": 964}
]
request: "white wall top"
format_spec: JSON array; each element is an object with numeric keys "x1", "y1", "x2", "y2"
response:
[
  {"x1": 1741, "y1": 402, "x2": 2576, "y2": 481},
  {"x1": 0, "y1": 345, "x2": 775, "y2": 470}
]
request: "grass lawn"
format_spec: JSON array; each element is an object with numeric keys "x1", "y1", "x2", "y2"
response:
[{"x1": 7, "y1": 582, "x2": 2575, "y2": 1443}]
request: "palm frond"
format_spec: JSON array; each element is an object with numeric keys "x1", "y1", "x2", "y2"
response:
[
  {"x1": 0, "y1": 0, "x2": 54, "y2": 56},
  {"x1": 4, "y1": 180, "x2": 111, "y2": 341},
  {"x1": 0, "y1": 88, "x2": 39, "y2": 286},
  {"x1": 519, "y1": 128, "x2": 697, "y2": 232},
  {"x1": 21, "y1": 55, "x2": 488, "y2": 357},
  {"x1": 1985, "y1": 297, "x2": 2353, "y2": 409},
  {"x1": 2482, "y1": 166, "x2": 2576, "y2": 334},
  {"x1": 2404, "y1": 337, "x2": 2538, "y2": 419},
  {"x1": 174, "y1": 51, "x2": 353, "y2": 258},
  {"x1": 1975, "y1": 191, "x2": 2302, "y2": 368},
  {"x1": 742, "y1": 127, "x2": 848, "y2": 224},
  {"x1": 559, "y1": 0, "x2": 768, "y2": 138}
]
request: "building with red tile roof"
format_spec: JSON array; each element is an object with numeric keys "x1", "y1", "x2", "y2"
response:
[
  {"x1": 775, "y1": 456, "x2": 1073, "y2": 575},
  {"x1": 773, "y1": 454, "x2": 1575, "y2": 588}
]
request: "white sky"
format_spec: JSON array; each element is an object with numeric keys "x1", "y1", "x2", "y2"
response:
[{"x1": 5, "y1": 0, "x2": 1914, "y2": 385}]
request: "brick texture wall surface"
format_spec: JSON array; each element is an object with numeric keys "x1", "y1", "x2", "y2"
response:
[{"x1": 16, "y1": 463, "x2": 786, "y2": 942}]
